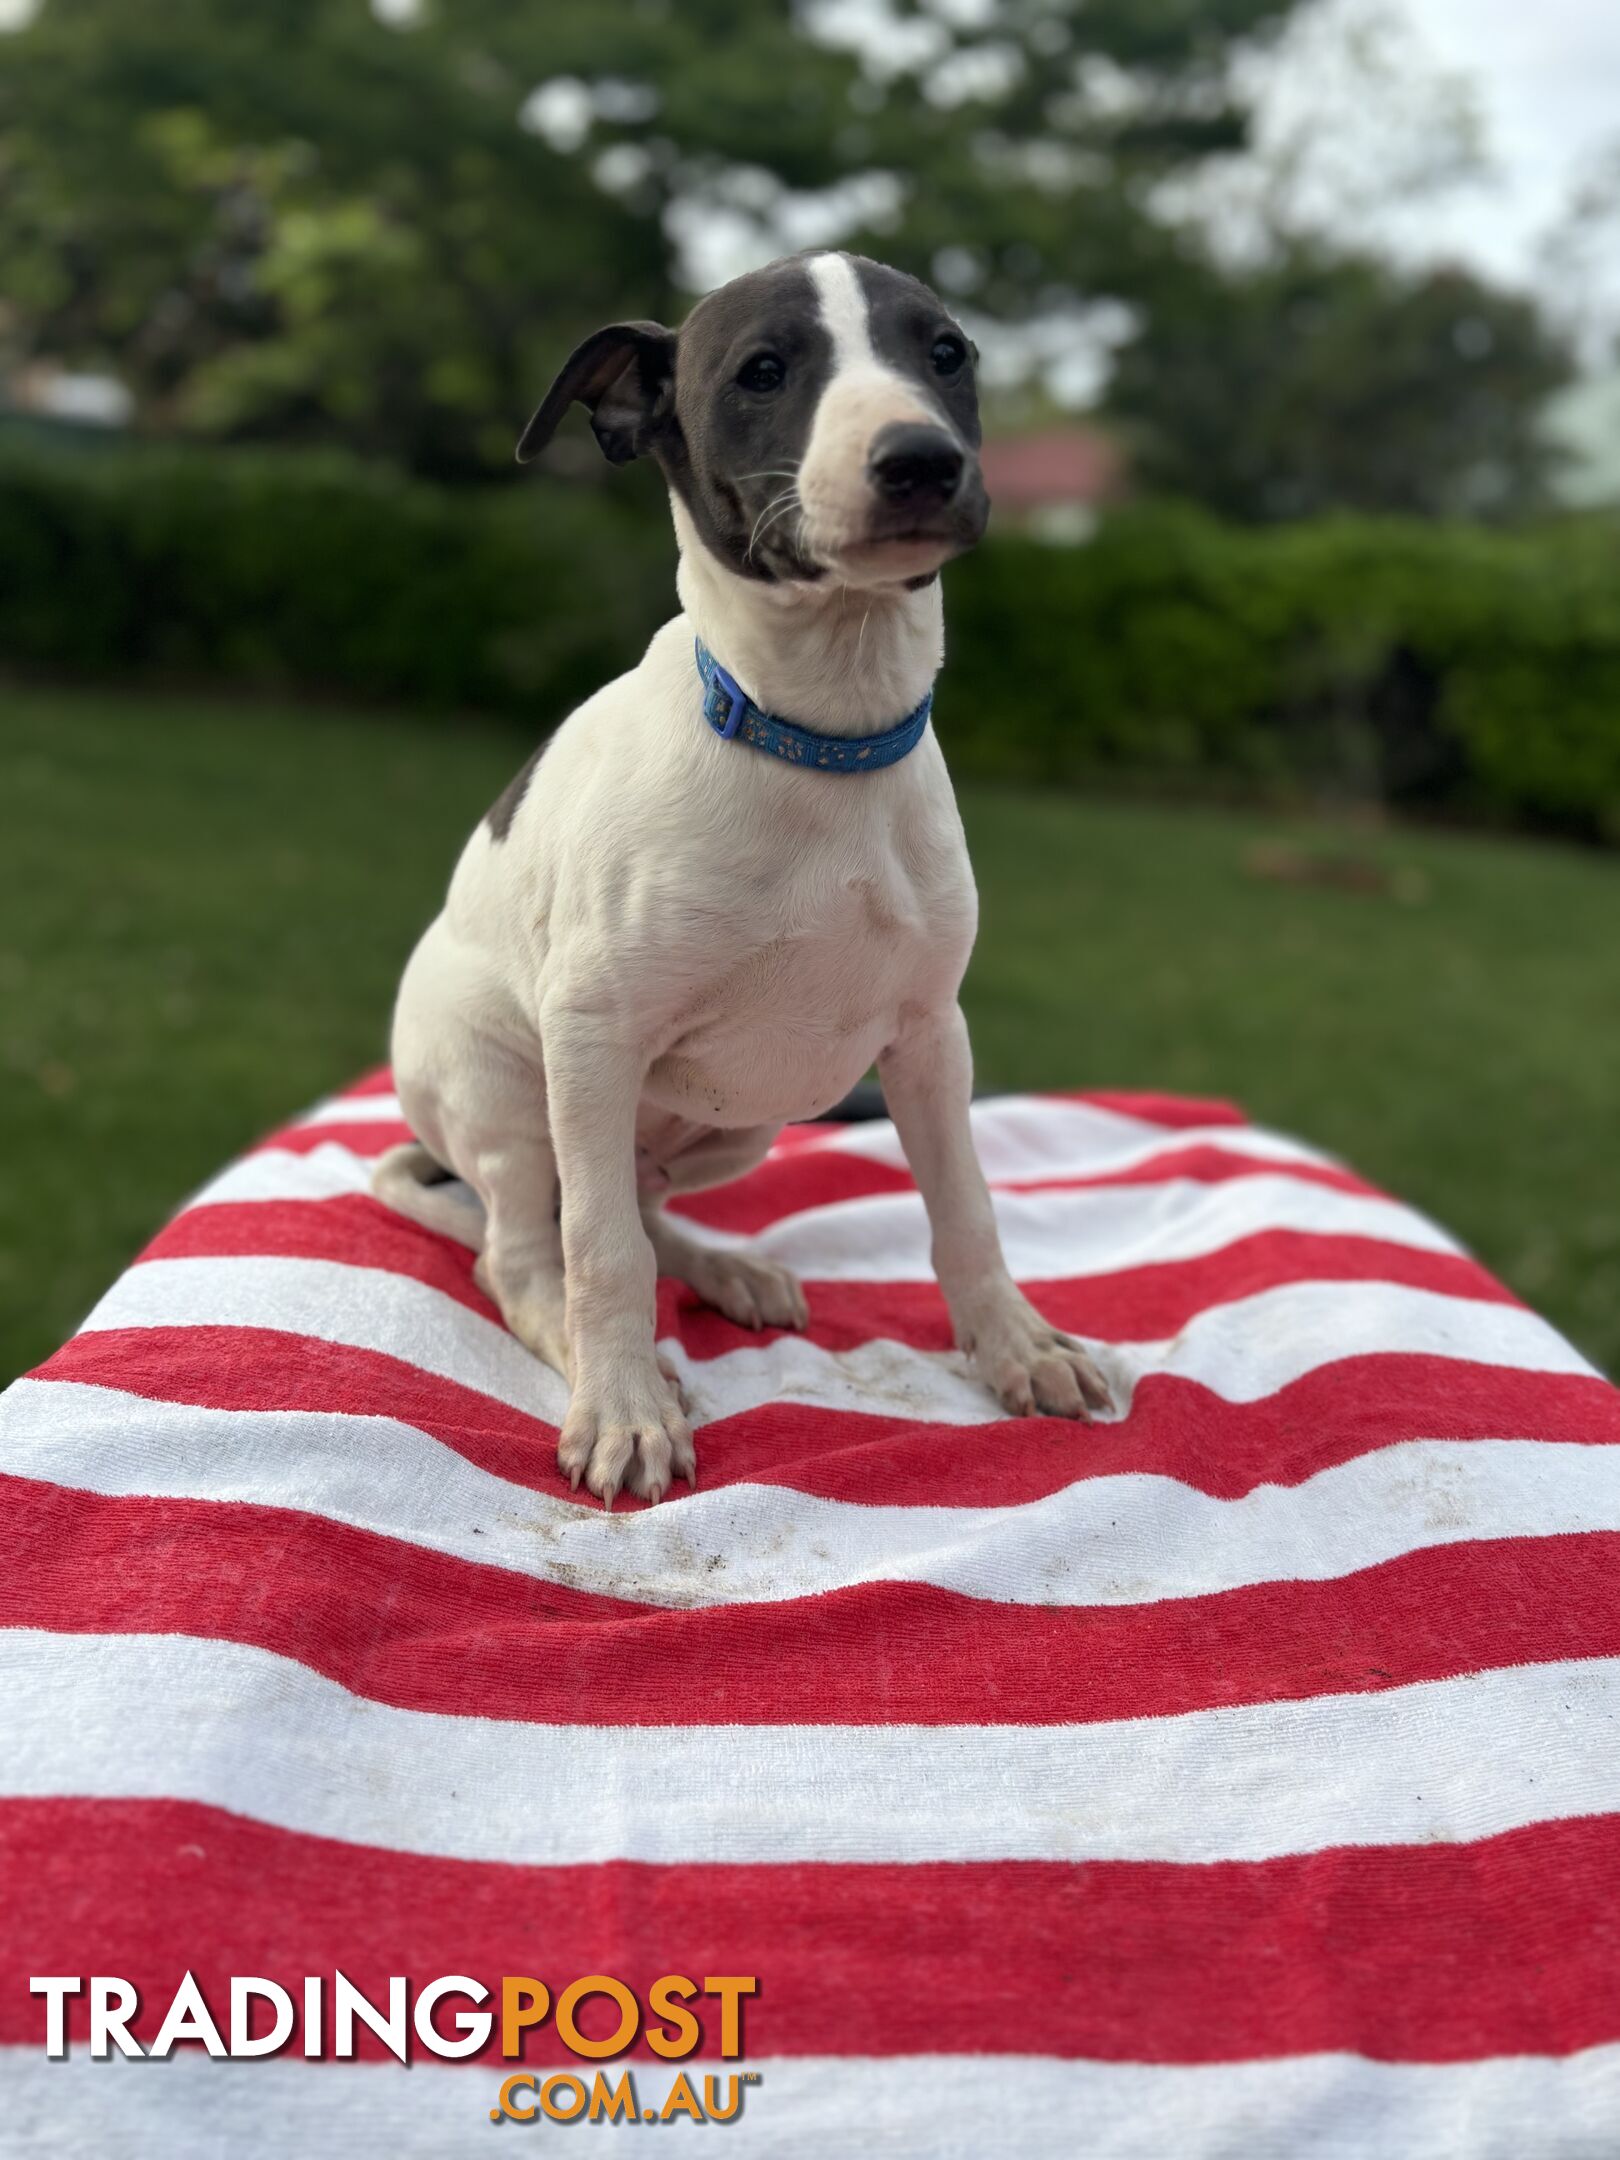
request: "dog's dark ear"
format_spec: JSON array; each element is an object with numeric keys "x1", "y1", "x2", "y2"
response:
[{"x1": 516, "y1": 320, "x2": 675, "y2": 466}]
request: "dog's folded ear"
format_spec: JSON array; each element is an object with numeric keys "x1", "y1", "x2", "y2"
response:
[{"x1": 516, "y1": 321, "x2": 675, "y2": 467}]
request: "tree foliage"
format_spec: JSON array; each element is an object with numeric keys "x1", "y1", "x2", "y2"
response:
[
  {"x1": 0, "y1": 0, "x2": 1574, "y2": 514},
  {"x1": 1106, "y1": 246, "x2": 1572, "y2": 521},
  {"x1": 0, "y1": 0, "x2": 1304, "y2": 477}
]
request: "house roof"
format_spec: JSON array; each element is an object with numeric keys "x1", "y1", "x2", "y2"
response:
[{"x1": 979, "y1": 426, "x2": 1122, "y2": 509}]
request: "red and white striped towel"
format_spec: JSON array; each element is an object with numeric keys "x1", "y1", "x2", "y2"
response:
[{"x1": 2, "y1": 1077, "x2": 1617, "y2": 2155}]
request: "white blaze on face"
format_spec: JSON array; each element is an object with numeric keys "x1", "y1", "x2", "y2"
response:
[{"x1": 797, "y1": 252, "x2": 944, "y2": 573}]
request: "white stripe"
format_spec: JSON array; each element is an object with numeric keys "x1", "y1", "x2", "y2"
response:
[
  {"x1": 196, "y1": 1126, "x2": 1342, "y2": 1217},
  {"x1": 204, "y1": 1090, "x2": 1442, "y2": 1283},
  {"x1": 2, "y1": 1629, "x2": 1616, "y2": 1865},
  {"x1": 310, "y1": 1086, "x2": 1272, "y2": 1158},
  {"x1": 202, "y1": 1094, "x2": 1363, "y2": 1251},
  {"x1": 191, "y1": 1142, "x2": 378, "y2": 1205},
  {"x1": 742, "y1": 1176, "x2": 1459, "y2": 1280},
  {"x1": 199, "y1": 1147, "x2": 1424, "y2": 1278},
  {"x1": 6, "y1": 1379, "x2": 1619, "y2": 1611},
  {"x1": 3, "y1": 2047, "x2": 1616, "y2": 2160},
  {"x1": 84, "y1": 1251, "x2": 571, "y2": 1413},
  {"x1": 73, "y1": 1256, "x2": 1595, "y2": 1430},
  {"x1": 798, "y1": 1092, "x2": 1344, "y2": 1179},
  {"x1": 270, "y1": 1091, "x2": 1344, "y2": 1183},
  {"x1": 291, "y1": 1093, "x2": 407, "y2": 1126},
  {"x1": 807, "y1": 250, "x2": 876, "y2": 370}
]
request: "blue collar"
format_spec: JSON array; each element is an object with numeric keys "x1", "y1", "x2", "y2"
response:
[{"x1": 695, "y1": 639, "x2": 932, "y2": 774}]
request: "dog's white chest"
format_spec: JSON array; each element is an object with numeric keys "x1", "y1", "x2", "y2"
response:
[{"x1": 642, "y1": 859, "x2": 964, "y2": 1127}]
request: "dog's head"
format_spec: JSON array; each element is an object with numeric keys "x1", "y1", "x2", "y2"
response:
[{"x1": 518, "y1": 251, "x2": 987, "y2": 590}]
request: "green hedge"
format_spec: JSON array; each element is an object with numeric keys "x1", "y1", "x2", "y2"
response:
[
  {"x1": 3, "y1": 433, "x2": 1618, "y2": 838},
  {"x1": 0, "y1": 432, "x2": 671, "y2": 721},
  {"x1": 944, "y1": 504, "x2": 1620, "y2": 839}
]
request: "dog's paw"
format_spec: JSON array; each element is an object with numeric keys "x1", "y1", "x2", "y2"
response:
[
  {"x1": 559, "y1": 1369, "x2": 696, "y2": 1508},
  {"x1": 681, "y1": 1246, "x2": 809, "y2": 1332},
  {"x1": 961, "y1": 1292, "x2": 1113, "y2": 1421}
]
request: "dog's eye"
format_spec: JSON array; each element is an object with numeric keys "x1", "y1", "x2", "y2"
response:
[
  {"x1": 930, "y1": 334, "x2": 968, "y2": 378},
  {"x1": 737, "y1": 353, "x2": 786, "y2": 394}
]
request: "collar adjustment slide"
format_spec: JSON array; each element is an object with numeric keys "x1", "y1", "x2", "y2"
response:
[{"x1": 704, "y1": 659, "x2": 749, "y2": 739}]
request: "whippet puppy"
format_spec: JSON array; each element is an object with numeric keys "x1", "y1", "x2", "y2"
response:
[{"x1": 375, "y1": 249, "x2": 1112, "y2": 1505}]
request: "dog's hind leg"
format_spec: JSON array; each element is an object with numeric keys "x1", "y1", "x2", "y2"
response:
[
  {"x1": 643, "y1": 1203, "x2": 809, "y2": 1332},
  {"x1": 372, "y1": 1142, "x2": 487, "y2": 1250},
  {"x1": 639, "y1": 1122, "x2": 808, "y2": 1332},
  {"x1": 392, "y1": 1036, "x2": 572, "y2": 1383},
  {"x1": 473, "y1": 1130, "x2": 571, "y2": 1382}
]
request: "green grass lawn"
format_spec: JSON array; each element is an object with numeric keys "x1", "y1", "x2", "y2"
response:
[{"x1": 3, "y1": 685, "x2": 1617, "y2": 1381}]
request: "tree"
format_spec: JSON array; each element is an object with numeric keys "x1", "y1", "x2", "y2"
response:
[
  {"x1": 1105, "y1": 245, "x2": 1573, "y2": 521},
  {"x1": 0, "y1": 0, "x2": 1308, "y2": 479}
]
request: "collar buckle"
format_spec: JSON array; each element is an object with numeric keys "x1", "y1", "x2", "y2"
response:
[{"x1": 705, "y1": 661, "x2": 749, "y2": 739}]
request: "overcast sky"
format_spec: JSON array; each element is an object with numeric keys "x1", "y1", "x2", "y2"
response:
[
  {"x1": 1313, "y1": 0, "x2": 1620, "y2": 301},
  {"x1": 1404, "y1": 0, "x2": 1620, "y2": 258}
]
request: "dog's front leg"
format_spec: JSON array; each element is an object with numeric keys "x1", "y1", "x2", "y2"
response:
[
  {"x1": 879, "y1": 1004, "x2": 1113, "y2": 1421},
  {"x1": 544, "y1": 1005, "x2": 695, "y2": 1506}
]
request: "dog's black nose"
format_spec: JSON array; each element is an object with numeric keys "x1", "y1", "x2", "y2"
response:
[{"x1": 869, "y1": 424, "x2": 964, "y2": 508}]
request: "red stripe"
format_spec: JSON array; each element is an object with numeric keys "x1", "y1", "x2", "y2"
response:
[
  {"x1": 240, "y1": 1128, "x2": 1369, "y2": 1229},
  {"x1": 669, "y1": 1147, "x2": 915, "y2": 1230},
  {"x1": 145, "y1": 1198, "x2": 496, "y2": 1321},
  {"x1": 670, "y1": 1238, "x2": 1515, "y2": 1351},
  {"x1": 256, "y1": 1118, "x2": 414, "y2": 1158},
  {"x1": 3, "y1": 1477, "x2": 1616, "y2": 1727},
  {"x1": 34, "y1": 1326, "x2": 559, "y2": 1495},
  {"x1": 1045, "y1": 1088, "x2": 1249, "y2": 1128},
  {"x1": 2, "y1": 1800, "x2": 1614, "y2": 2063},
  {"x1": 142, "y1": 1198, "x2": 1517, "y2": 1354},
  {"x1": 671, "y1": 1141, "x2": 1377, "y2": 1231},
  {"x1": 996, "y1": 1145, "x2": 1375, "y2": 1197},
  {"x1": 31, "y1": 1328, "x2": 1620, "y2": 1508},
  {"x1": 254, "y1": 1118, "x2": 896, "y2": 1177}
]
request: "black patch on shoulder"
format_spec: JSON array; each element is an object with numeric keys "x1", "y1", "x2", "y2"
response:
[{"x1": 486, "y1": 743, "x2": 544, "y2": 841}]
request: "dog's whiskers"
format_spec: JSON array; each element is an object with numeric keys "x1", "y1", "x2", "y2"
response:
[
  {"x1": 750, "y1": 499, "x2": 802, "y2": 563},
  {"x1": 746, "y1": 486, "x2": 801, "y2": 565}
]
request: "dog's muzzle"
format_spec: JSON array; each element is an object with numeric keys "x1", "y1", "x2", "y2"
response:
[
  {"x1": 869, "y1": 424, "x2": 966, "y2": 512},
  {"x1": 863, "y1": 421, "x2": 986, "y2": 556}
]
